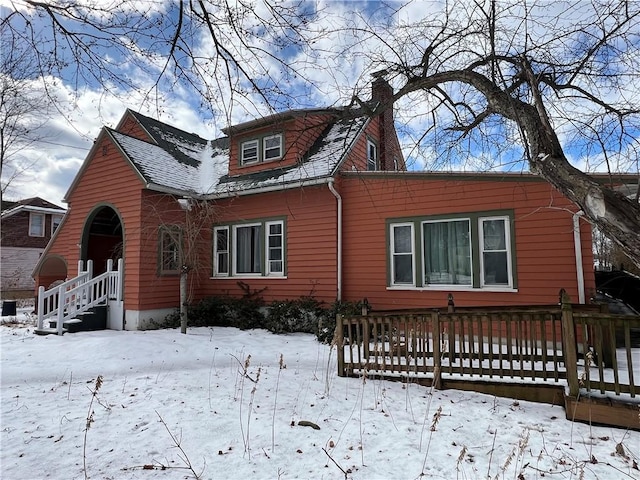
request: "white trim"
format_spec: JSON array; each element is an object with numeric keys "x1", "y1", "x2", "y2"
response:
[
  {"x1": 573, "y1": 211, "x2": 586, "y2": 304},
  {"x1": 367, "y1": 139, "x2": 377, "y2": 170},
  {"x1": 478, "y1": 216, "x2": 513, "y2": 289},
  {"x1": 387, "y1": 285, "x2": 518, "y2": 293},
  {"x1": 263, "y1": 134, "x2": 283, "y2": 161},
  {"x1": 390, "y1": 222, "x2": 415, "y2": 287},
  {"x1": 213, "y1": 226, "x2": 230, "y2": 276},
  {"x1": 265, "y1": 220, "x2": 285, "y2": 276},
  {"x1": 241, "y1": 139, "x2": 259, "y2": 165},
  {"x1": 328, "y1": 180, "x2": 342, "y2": 301},
  {"x1": 29, "y1": 212, "x2": 45, "y2": 237},
  {"x1": 210, "y1": 275, "x2": 288, "y2": 280},
  {"x1": 1, "y1": 205, "x2": 65, "y2": 219}
]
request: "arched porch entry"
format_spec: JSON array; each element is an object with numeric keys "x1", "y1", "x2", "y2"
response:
[
  {"x1": 37, "y1": 255, "x2": 68, "y2": 289},
  {"x1": 81, "y1": 205, "x2": 124, "y2": 276}
]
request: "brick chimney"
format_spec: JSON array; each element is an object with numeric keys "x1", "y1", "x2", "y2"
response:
[{"x1": 371, "y1": 70, "x2": 400, "y2": 171}]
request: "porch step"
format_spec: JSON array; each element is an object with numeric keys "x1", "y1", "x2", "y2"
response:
[
  {"x1": 35, "y1": 327, "x2": 68, "y2": 336},
  {"x1": 48, "y1": 305, "x2": 108, "y2": 333}
]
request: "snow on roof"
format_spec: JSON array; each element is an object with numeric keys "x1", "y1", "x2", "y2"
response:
[
  {"x1": 213, "y1": 116, "x2": 368, "y2": 195},
  {"x1": 109, "y1": 110, "x2": 368, "y2": 198}
]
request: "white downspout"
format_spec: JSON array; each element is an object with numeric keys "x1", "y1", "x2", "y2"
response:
[
  {"x1": 573, "y1": 210, "x2": 586, "y2": 304},
  {"x1": 328, "y1": 180, "x2": 342, "y2": 302}
]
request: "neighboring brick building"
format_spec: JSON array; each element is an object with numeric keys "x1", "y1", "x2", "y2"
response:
[{"x1": 1, "y1": 197, "x2": 66, "y2": 299}]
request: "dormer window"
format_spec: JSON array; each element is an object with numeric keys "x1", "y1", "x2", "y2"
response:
[
  {"x1": 367, "y1": 139, "x2": 378, "y2": 171},
  {"x1": 240, "y1": 133, "x2": 283, "y2": 166},
  {"x1": 241, "y1": 139, "x2": 259, "y2": 164},
  {"x1": 263, "y1": 134, "x2": 283, "y2": 161}
]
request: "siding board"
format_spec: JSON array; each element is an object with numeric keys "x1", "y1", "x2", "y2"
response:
[{"x1": 338, "y1": 174, "x2": 594, "y2": 309}]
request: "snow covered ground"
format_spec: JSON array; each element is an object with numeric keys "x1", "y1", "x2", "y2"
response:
[{"x1": 1, "y1": 310, "x2": 639, "y2": 480}]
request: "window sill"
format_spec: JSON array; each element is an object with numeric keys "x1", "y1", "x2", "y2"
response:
[
  {"x1": 210, "y1": 275, "x2": 288, "y2": 280},
  {"x1": 387, "y1": 285, "x2": 517, "y2": 293},
  {"x1": 240, "y1": 157, "x2": 283, "y2": 168}
]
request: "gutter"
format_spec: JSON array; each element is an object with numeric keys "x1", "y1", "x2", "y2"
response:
[
  {"x1": 328, "y1": 179, "x2": 342, "y2": 302},
  {"x1": 573, "y1": 210, "x2": 586, "y2": 304},
  {"x1": 199, "y1": 176, "x2": 335, "y2": 200},
  {"x1": 1, "y1": 205, "x2": 66, "y2": 218}
]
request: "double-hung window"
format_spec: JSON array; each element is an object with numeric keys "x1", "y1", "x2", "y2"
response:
[
  {"x1": 367, "y1": 139, "x2": 378, "y2": 171},
  {"x1": 263, "y1": 135, "x2": 283, "y2": 161},
  {"x1": 388, "y1": 212, "x2": 514, "y2": 290},
  {"x1": 214, "y1": 227, "x2": 229, "y2": 275},
  {"x1": 29, "y1": 213, "x2": 44, "y2": 237},
  {"x1": 240, "y1": 133, "x2": 283, "y2": 165},
  {"x1": 241, "y1": 140, "x2": 259, "y2": 164},
  {"x1": 159, "y1": 227, "x2": 181, "y2": 274},
  {"x1": 479, "y1": 217, "x2": 512, "y2": 287},
  {"x1": 213, "y1": 219, "x2": 285, "y2": 277},
  {"x1": 266, "y1": 221, "x2": 284, "y2": 275},
  {"x1": 390, "y1": 223, "x2": 414, "y2": 285}
]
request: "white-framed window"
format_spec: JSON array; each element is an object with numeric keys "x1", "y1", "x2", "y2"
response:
[
  {"x1": 213, "y1": 226, "x2": 230, "y2": 276},
  {"x1": 215, "y1": 219, "x2": 286, "y2": 277},
  {"x1": 423, "y1": 219, "x2": 472, "y2": 286},
  {"x1": 240, "y1": 133, "x2": 283, "y2": 166},
  {"x1": 241, "y1": 139, "x2": 259, "y2": 164},
  {"x1": 266, "y1": 221, "x2": 284, "y2": 275},
  {"x1": 390, "y1": 223, "x2": 415, "y2": 286},
  {"x1": 479, "y1": 216, "x2": 512, "y2": 288},
  {"x1": 367, "y1": 139, "x2": 378, "y2": 171},
  {"x1": 29, "y1": 213, "x2": 45, "y2": 237},
  {"x1": 263, "y1": 134, "x2": 283, "y2": 161},
  {"x1": 159, "y1": 227, "x2": 181, "y2": 274},
  {"x1": 51, "y1": 214, "x2": 63, "y2": 235},
  {"x1": 388, "y1": 212, "x2": 515, "y2": 290}
]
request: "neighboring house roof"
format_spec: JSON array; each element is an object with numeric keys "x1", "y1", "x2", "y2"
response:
[
  {"x1": 106, "y1": 108, "x2": 369, "y2": 198},
  {"x1": 1, "y1": 197, "x2": 66, "y2": 219}
]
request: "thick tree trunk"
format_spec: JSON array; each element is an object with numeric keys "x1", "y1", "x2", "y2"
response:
[{"x1": 529, "y1": 155, "x2": 640, "y2": 271}]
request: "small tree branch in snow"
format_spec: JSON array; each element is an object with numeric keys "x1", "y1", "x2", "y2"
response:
[
  {"x1": 272, "y1": 354, "x2": 285, "y2": 453},
  {"x1": 322, "y1": 447, "x2": 349, "y2": 480},
  {"x1": 155, "y1": 410, "x2": 204, "y2": 479},
  {"x1": 83, "y1": 375, "x2": 103, "y2": 480}
]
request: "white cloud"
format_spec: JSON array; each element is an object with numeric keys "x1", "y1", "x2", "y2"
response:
[{"x1": 3, "y1": 0, "x2": 639, "y2": 206}]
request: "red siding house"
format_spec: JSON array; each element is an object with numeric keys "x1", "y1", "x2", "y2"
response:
[
  {"x1": 1, "y1": 198, "x2": 66, "y2": 299},
  {"x1": 33, "y1": 78, "x2": 618, "y2": 330}
]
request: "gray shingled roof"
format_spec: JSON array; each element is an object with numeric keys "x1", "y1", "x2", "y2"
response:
[{"x1": 109, "y1": 110, "x2": 368, "y2": 198}]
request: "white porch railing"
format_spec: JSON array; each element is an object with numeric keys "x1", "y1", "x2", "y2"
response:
[{"x1": 37, "y1": 258, "x2": 122, "y2": 334}]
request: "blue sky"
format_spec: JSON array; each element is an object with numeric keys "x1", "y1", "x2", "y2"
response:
[{"x1": 1, "y1": 0, "x2": 638, "y2": 205}]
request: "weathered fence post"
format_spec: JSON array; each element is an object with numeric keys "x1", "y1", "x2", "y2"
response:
[
  {"x1": 363, "y1": 315, "x2": 370, "y2": 360},
  {"x1": 560, "y1": 293, "x2": 579, "y2": 397},
  {"x1": 336, "y1": 314, "x2": 345, "y2": 377},
  {"x1": 431, "y1": 311, "x2": 442, "y2": 389}
]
